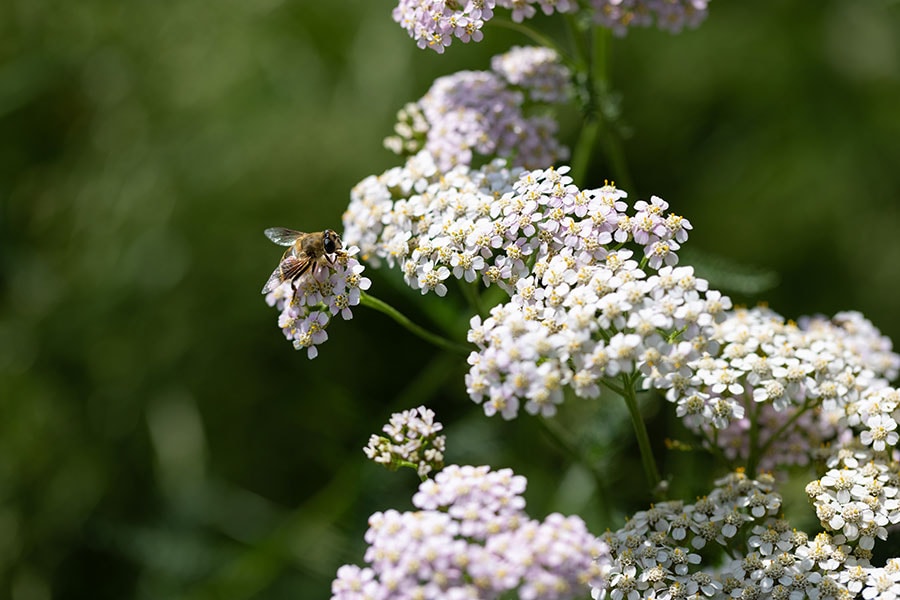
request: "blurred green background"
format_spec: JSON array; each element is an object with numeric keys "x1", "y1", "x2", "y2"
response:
[{"x1": 2, "y1": 0, "x2": 900, "y2": 598}]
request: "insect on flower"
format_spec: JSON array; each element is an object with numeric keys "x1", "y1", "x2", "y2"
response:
[{"x1": 261, "y1": 228, "x2": 343, "y2": 294}]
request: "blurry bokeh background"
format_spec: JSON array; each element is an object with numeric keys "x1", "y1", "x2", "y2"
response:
[{"x1": 2, "y1": 0, "x2": 900, "y2": 598}]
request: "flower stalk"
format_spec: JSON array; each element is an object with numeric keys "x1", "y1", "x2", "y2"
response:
[
  {"x1": 617, "y1": 372, "x2": 663, "y2": 495},
  {"x1": 360, "y1": 291, "x2": 471, "y2": 356}
]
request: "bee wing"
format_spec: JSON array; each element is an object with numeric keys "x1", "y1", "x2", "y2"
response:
[
  {"x1": 260, "y1": 255, "x2": 314, "y2": 294},
  {"x1": 261, "y1": 266, "x2": 286, "y2": 295},
  {"x1": 264, "y1": 227, "x2": 305, "y2": 246}
]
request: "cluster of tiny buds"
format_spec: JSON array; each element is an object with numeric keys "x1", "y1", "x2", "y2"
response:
[
  {"x1": 330, "y1": 464, "x2": 610, "y2": 600},
  {"x1": 384, "y1": 46, "x2": 571, "y2": 171},
  {"x1": 390, "y1": 0, "x2": 709, "y2": 53},
  {"x1": 264, "y1": 247, "x2": 371, "y2": 359},
  {"x1": 363, "y1": 405, "x2": 446, "y2": 478}
]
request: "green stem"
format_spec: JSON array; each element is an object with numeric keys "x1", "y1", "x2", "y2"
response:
[
  {"x1": 602, "y1": 130, "x2": 635, "y2": 194},
  {"x1": 565, "y1": 18, "x2": 636, "y2": 192},
  {"x1": 360, "y1": 292, "x2": 471, "y2": 356},
  {"x1": 570, "y1": 117, "x2": 601, "y2": 188},
  {"x1": 599, "y1": 378, "x2": 626, "y2": 397},
  {"x1": 751, "y1": 397, "x2": 816, "y2": 475},
  {"x1": 698, "y1": 425, "x2": 731, "y2": 468},
  {"x1": 746, "y1": 399, "x2": 761, "y2": 476},
  {"x1": 457, "y1": 279, "x2": 486, "y2": 317},
  {"x1": 536, "y1": 415, "x2": 613, "y2": 523},
  {"x1": 487, "y1": 18, "x2": 573, "y2": 66},
  {"x1": 593, "y1": 26, "x2": 610, "y2": 86},
  {"x1": 563, "y1": 13, "x2": 590, "y2": 71},
  {"x1": 592, "y1": 28, "x2": 635, "y2": 193},
  {"x1": 618, "y1": 372, "x2": 662, "y2": 494}
]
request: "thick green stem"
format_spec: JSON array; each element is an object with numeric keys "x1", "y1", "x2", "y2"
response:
[
  {"x1": 360, "y1": 292, "x2": 471, "y2": 356},
  {"x1": 570, "y1": 117, "x2": 601, "y2": 188},
  {"x1": 619, "y1": 372, "x2": 662, "y2": 493},
  {"x1": 601, "y1": 129, "x2": 635, "y2": 194},
  {"x1": 566, "y1": 19, "x2": 636, "y2": 192}
]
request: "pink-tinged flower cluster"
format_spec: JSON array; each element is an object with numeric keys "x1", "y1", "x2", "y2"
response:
[
  {"x1": 391, "y1": 1, "x2": 578, "y2": 53},
  {"x1": 588, "y1": 0, "x2": 710, "y2": 36},
  {"x1": 384, "y1": 46, "x2": 571, "y2": 171},
  {"x1": 597, "y1": 471, "x2": 858, "y2": 600},
  {"x1": 330, "y1": 464, "x2": 610, "y2": 600},
  {"x1": 263, "y1": 248, "x2": 371, "y2": 358},
  {"x1": 390, "y1": 0, "x2": 709, "y2": 51},
  {"x1": 654, "y1": 307, "x2": 900, "y2": 470},
  {"x1": 364, "y1": 405, "x2": 447, "y2": 478}
]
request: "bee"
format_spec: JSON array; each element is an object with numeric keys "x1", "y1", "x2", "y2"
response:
[{"x1": 261, "y1": 228, "x2": 343, "y2": 294}]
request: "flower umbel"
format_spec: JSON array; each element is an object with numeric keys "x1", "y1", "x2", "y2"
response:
[
  {"x1": 330, "y1": 464, "x2": 611, "y2": 600},
  {"x1": 364, "y1": 405, "x2": 447, "y2": 478},
  {"x1": 596, "y1": 471, "x2": 856, "y2": 600},
  {"x1": 389, "y1": 0, "x2": 710, "y2": 52},
  {"x1": 385, "y1": 46, "x2": 572, "y2": 171},
  {"x1": 345, "y1": 151, "x2": 719, "y2": 419},
  {"x1": 263, "y1": 243, "x2": 371, "y2": 359}
]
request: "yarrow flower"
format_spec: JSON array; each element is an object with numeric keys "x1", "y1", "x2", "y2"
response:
[
  {"x1": 588, "y1": 0, "x2": 711, "y2": 36},
  {"x1": 800, "y1": 385, "x2": 900, "y2": 552},
  {"x1": 390, "y1": 0, "x2": 709, "y2": 52},
  {"x1": 385, "y1": 46, "x2": 571, "y2": 171},
  {"x1": 654, "y1": 307, "x2": 900, "y2": 470},
  {"x1": 391, "y1": 0, "x2": 578, "y2": 53},
  {"x1": 344, "y1": 150, "x2": 718, "y2": 419},
  {"x1": 263, "y1": 245, "x2": 371, "y2": 358},
  {"x1": 330, "y1": 464, "x2": 611, "y2": 600},
  {"x1": 597, "y1": 382, "x2": 900, "y2": 600},
  {"x1": 596, "y1": 471, "x2": 858, "y2": 600},
  {"x1": 364, "y1": 405, "x2": 446, "y2": 478}
]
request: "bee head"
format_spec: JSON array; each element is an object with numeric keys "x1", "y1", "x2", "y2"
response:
[{"x1": 323, "y1": 229, "x2": 342, "y2": 254}]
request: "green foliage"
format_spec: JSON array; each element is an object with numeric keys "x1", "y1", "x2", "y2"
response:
[{"x1": 2, "y1": 0, "x2": 900, "y2": 598}]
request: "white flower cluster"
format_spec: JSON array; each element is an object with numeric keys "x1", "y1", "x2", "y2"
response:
[
  {"x1": 344, "y1": 151, "x2": 521, "y2": 293},
  {"x1": 263, "y1": 248, "x2": 371, "y2": 359},
  {"x1": 384, "y1": 46, "x2": 571, "y2": 171},
  {"x1": 345, "y1": 151, "x2": 722, "y2": 420},
  {"x1": 330, "y1": 464, "x2": 610, "y2": 600},
  {"x1": 466, "y1": 258, "x2": 729, "y2": 419},
  {"x1": 363, "y1": 405, "x2": 447, "y2": 478},
  {"x1": 654, "y1": 307, "x2": 900, "y2": 470},
  {"x1": 799, "y1": 385, "x2": 900, "y2": 551},
  {"x1": 602, "y1": 372, "x2": 900, "y2": 599},
  {"x1": 596, "y1": 471, "x2": 855, "y2": 600}
]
